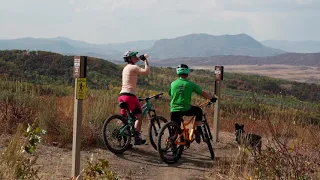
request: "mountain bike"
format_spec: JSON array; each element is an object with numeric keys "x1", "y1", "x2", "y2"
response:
[
  {"x1": 157, "y1": 101, "x2": 214, "y2": 164},
  {"x1": 102, "y1": 93, "x2": 167, "y2": 154}
]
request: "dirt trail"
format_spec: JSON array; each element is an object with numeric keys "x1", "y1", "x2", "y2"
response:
[{"x1": 35, "y1": 132, "x2": 239, "y2": 180}]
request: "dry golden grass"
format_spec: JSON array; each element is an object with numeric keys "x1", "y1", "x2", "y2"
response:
[
  {"x1": 0, "y1": 124, "x2": 40, "y2": 180},
  {"x1": 1, "y1": 78, "x2": 319, "y2": 179},
  {"x1": 214, "y1": 111, "x2": 320, "y2": 179}
]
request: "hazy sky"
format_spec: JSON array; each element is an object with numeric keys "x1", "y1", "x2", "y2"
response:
[{"x1": 0, "y1": 0, "x2": 319, "y2": 44}]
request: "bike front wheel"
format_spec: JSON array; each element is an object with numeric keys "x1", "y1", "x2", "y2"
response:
[
  {"x1": 102, "y1": 114, "x2": 132, "y2": 154},
  {"x1": 148, "y1": 116, "x2": 168, "y2": 150},
  {"x1": 201, "y1": 122, "x2": 215, "y2": 160},
  {"x1": 157, "y1": 121, "x2": 184, "y2": 164},
  {"x1": 205, "y1": 121, "x2": 213, "y2": 140}
]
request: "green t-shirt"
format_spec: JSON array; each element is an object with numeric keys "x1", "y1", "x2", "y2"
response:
[{"x1": 168, "y1": 78, "x2": 202, "y2": 112}]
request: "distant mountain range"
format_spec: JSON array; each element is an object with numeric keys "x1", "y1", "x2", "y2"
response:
[
  {"x1": 152, "y1": 52, "x2": 320, "y2": 67},
  {"x1": 144, "y1": 33, "x2": 285, "y2": 59},
  {"x1": 262, "y1": 40, "x2": 320, "y2": 53},
  {"x1": 0, "y1": 37, "x2": 156, "y2": 61},
  {"x1": 1, "y1": 33, "x2": 320, "y2": 66},
  {"x1": 0, "y1": 33, "x2": 286, "y2": 60}
]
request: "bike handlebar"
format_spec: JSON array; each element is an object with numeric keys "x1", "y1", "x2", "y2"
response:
[
  {"x1": 138, "y1": 92, "x2": 164, "y2": 102},
  {"x1": 199, "y1": 101, "x2": 213, "y2": 108}
]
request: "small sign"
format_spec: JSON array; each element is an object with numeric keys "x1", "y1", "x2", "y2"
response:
[
  {"x1": 76, "y1": 78, "x2": 87, "y2": 100},
  {"x1": 214, "y1": 66, "x2": 224, "y2": 81},
  {"x1": 73, "y1": 58, "x2": 81, "y2": 78}
]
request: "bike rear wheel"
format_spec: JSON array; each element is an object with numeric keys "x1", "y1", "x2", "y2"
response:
[
  {"x1": 157, "y1": 121, "x2": 184, "y2": 164},
  {"x1": 148, "y1": 116, "x2": 168, "y2": 150},
  {"x1": 102, "y1": 115, "x2": 132, "y2": 154},
  {"x1": 201, "y1": 122, "x2": 215, "y2": 160}
]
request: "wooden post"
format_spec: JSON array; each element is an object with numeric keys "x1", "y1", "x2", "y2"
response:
[
  {"x1": 72, "y1": 56, "x2": 87, "y2": 178},
  {"x1": 213, "y1": 66, "x2": 223, "y2": 143}
]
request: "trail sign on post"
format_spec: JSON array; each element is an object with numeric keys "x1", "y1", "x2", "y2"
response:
[
  {"x1": 76, "y1": 78, "x2": 87, "y2": 100},
  {"x1": 72, "y1": 56, "x2": 87, "y2": 179},
  {"x1": 214, "y1": 66, "x2": 224, "y2": 81},
  {"x1": 213, "y1": 66, "x2": 224, "y2": 143},
  {"x1": 73, "y1": 58, "x2": 80, "y2": 77}
]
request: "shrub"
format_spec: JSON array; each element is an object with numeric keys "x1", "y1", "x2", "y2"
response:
[
  {"x1": 79, "y1": 154, "x2": 118, "y2": 180},
  {"x1": 0, "y1": 124, "x2": 46, "y2": 180}
]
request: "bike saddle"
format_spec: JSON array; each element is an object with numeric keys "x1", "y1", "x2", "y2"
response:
[{"x1": 119, "y1": 101, "x2": 129, "y2": 110}]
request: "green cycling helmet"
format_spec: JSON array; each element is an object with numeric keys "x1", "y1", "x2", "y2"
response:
[
  {"x1": 176, "y1": 64, "x2": 190, "y2": 75},
  {"x1": 123, "y1": 50, "x2": 138, "y2": 62}
]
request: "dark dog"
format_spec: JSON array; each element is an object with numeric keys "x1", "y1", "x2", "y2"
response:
[{"x1": 235, "y1": 123, "x2": 262, "y2": 156}]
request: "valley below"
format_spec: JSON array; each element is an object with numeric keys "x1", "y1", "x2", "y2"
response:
[{"x1": 192, "y1": 64, "x2": 320, "y2": 84}]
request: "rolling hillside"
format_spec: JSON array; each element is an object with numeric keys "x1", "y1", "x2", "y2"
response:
[{"x1": 0, "y1": 50, "x2": 319, "y2": 103}]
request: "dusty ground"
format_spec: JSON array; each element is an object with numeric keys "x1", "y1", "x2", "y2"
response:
[
  {"x1": 30, "y1": 131, "x2": 239, "y2": 180},
  {"x1": 193, "y1": 64, "x2": 320, "y2": 84}
]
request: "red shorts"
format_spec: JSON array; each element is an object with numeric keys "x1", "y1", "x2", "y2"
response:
[{"x1": 118, "y1": 93, "x2": 142, "y2": 117}]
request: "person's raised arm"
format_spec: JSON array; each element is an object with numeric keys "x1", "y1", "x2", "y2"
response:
[{"x1": 137, "y1": 55, "x2": 150, "y2": 75}]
